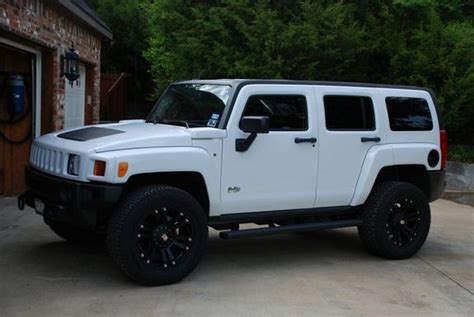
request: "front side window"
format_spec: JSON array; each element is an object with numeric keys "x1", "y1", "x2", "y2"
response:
[
  {"x1": 241, "y1": 95, "x2": 308, "y2": 131},
  {"x1": 147, "y1": 84, "x2": 231, "y2": 127},
  {"x1": 324, "y1": 95, "x2": 375, "y2": 130},
  {"x1": 386, "y1": 97, "x2": 433, "y2": 131}
]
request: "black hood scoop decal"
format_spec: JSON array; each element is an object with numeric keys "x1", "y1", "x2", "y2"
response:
[{"x1": 58, "y1": 127, "x2": 125, "y2": 141}]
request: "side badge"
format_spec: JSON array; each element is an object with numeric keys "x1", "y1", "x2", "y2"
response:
[{"x1": 227, "y1": 186, "x2": 241, "y2": 193}]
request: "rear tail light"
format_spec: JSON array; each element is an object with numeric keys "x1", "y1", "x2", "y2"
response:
[{"x1": 440, "y1": 130, "x2": 448, "y2": 169}]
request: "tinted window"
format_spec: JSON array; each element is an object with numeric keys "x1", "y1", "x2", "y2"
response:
[
  {"x1": 386, "y1": 97, "x2": 433, "y2": 131},
  {"x1": 324, "y1": 96, "x2": 375, "y2": 130},
  {"x1": 242, "y1": 95, "x2": 308, "y2": 130}
]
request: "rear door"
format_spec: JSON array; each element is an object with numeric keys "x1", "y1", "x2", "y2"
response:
[
  {"x1": 314, "y1": 86, "x2": 381, "y2": 207},
  {"x1": 220, "y1": 84, "x2": 318, "y2": 214}
]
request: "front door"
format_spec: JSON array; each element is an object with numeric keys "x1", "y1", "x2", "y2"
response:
[
  {"x1": 220, "y1": 85, "x2": 318, "y2": 214},
  {"x1": 64, "y1": 65, "x2": 86, "y2": 129}
]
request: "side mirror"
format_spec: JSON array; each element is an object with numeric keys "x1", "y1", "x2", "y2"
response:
[
  {"x1": 236, "y1": 116, "x2": 270, "y2": 152},
  {"x1": 240, "y1": 116, "x2": 270, "y2": 134}
]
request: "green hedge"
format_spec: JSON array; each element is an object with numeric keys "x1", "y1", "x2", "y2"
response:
[
  {"x1": 143, "y1": 0, "x2": 474, "y2": 146},
  {"x1": 449, "y1": 145, "x2": 474, "y2": 164}
]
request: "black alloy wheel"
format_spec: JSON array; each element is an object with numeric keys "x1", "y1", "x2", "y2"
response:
[
  {"x1": 358, "y1": 181, "x2": 431, "y2": 259},
  {"x1": 136, "y1": 206, "x2": 194, "y2": 268},
  {"x1": 107, "y1": 185, "x2": 208, "y2": 285},
  {"x1": 385, "y1": 198, "x2": 422, "y2": 247}
]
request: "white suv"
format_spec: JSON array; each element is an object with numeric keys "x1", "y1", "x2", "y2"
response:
[{"x1": 19, "y1": 80, "x2": 447, "y2": 285}]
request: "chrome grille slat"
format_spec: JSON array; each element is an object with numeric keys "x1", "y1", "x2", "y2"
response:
[
  {"x1": 35, "y1": 146, "x2": 40, "y2": 166},
  {"x1": 50, "y1": 150, "x2": 55, "y2": 171},
  {"x1": 44, "y1": 148, "x2": 49, "y2": 170},
  {"x1": 30, "y1": 144, "x2": 68, "y2": 176},
  {"x1": 56, "y1": 151, "x2": 61, "y2": 173},
  {"x1": 40, "y1": 147, "x2": 45, "y2": 169}
]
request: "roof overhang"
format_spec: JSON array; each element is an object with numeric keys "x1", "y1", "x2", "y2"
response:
[{"x1": 56, "y1": 0, "x2": 112, "y2": 40}]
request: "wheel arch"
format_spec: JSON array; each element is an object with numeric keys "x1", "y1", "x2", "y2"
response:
[
  {"x1": 122, "y1": 172, "x2": 210, "y2": 217},
  {"x1": 351, "y1": 144, "x2": 438, "y2": 205},
  {"x1": 352, "y1": 164, "x2": 431, "y2": 205}
]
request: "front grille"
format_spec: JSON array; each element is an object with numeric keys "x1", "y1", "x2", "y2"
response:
[{"x1": 30, "y1": 144, "x2": 65, "y2": 174}]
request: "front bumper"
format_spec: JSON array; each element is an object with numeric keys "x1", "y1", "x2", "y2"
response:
[
  {"x1": 427, "y1": 169, "x2": 446, "y2": 202},
  {"x1": 19, "y1": 166, "x2": 123, "y2": 229}
]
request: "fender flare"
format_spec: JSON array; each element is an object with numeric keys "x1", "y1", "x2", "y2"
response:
[
  {"x1": 350, "y1": 145, "x2": 394, "y2": 206},
  {"x1": 350, "y1": 143, "x2": 440, "y2": 206}
]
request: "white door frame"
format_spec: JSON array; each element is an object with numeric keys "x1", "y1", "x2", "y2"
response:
[{"x1": 0, "y1": 37, "x2": 42, "y2": 137}]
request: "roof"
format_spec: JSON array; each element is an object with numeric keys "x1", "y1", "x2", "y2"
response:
[
  {"x1": 175, "y1": 79, "x2": 442, "y2": 129},
  {"x1": 176, "y1": 79, "x2": 430, "y2": 92},
  {"x1": 56, "y1": 0, "x2": 112, "y2": 40}
]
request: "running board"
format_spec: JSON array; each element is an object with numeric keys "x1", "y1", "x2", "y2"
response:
[{"x1": 219, "y1": 219, "x2": 363, "y2": 240}]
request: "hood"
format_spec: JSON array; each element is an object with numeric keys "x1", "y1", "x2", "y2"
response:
[{"x1": 34, "y1": 120, "x2": 225, "y2": 153}]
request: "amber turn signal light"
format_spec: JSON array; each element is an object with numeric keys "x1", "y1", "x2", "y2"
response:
[
  {"x1": 93, "y1": 160, "x2": 106, "y2": 176},
  {"x1": 118, "y1": 162, "x2": 128, "y2": 177}
]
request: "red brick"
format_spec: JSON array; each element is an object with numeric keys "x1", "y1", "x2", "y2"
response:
[{"x1": 1, "y1": 0, "x2": 103, "y2": 128}]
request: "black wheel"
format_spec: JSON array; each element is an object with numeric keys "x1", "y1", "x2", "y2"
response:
[
  {"x1": 106, "y1": 185, "x2": 208, "y2": 286},
  {"x1": 48, "y1": 220, "x2": 103, "y2": 243},
  {"x1": 358, "y1": 181, "x2": 431, "y2": 259}
]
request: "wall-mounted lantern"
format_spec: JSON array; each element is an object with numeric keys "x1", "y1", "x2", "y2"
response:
[{"x1": 60, "y1": 44, "x2": 80, "y2": 87}]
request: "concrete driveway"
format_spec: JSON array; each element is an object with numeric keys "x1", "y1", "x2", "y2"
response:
[{"x1": 0, "y1": 198, "x2": 473, "y2": 316}]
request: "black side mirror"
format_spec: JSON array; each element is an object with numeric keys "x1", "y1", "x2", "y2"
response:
[
  {"x1": 240, "y1": 116, "x2": 270, "y2": 134},
  {"x1": 236, "y1": 116, "x2": 270, "y2": 152}
]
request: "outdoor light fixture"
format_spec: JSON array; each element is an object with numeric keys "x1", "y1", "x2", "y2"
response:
[{"x1": 60, "y1": 44, "x2": 80, "y2": 87}]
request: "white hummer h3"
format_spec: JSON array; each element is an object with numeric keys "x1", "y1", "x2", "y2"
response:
[{"x1": 19, "y1": 80, "x2": 447, "y2": 285}]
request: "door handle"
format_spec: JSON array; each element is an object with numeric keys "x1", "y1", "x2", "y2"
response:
[
  {"x1": 295, "y1": 137, "x2": 317, "y2": 144},
  {"x1": 361, "y1": 137, "x2": 381, "y2": 143}
]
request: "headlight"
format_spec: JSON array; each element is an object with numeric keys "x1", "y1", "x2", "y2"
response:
[{"x1": 67, "y1": 154, "x2": 80, "y2": 175}]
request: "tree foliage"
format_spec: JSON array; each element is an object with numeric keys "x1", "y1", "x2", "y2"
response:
[
  {"x1": 143, "y1": 0, "x2": 474, "y2": 144},
  {"x1": 87, "y1": 0, "x2": 153, "y2": 116},
  {"x1": 89, "y1": 0, "x2": 473, "y2": 144}
]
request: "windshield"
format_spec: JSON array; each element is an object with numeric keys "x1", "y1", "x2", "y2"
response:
[{"x1": 147, "y1": 84, "x2": 231, "y2": 128}]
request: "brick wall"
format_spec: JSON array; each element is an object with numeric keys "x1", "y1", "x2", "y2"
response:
[{"x1": 0, "y1": 0, "x2": 102, "y2": 130}]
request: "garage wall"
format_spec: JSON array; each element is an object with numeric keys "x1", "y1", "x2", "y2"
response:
[{"x1": 0, "y1": 0, "x2": 102, "y2": 130}]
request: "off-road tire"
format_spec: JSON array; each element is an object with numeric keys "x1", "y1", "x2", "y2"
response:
[
  {"x1": 358, "y1": 181, "x2": 431, "y2": 259},
  {"x1": 106, "y1": 185, "x2": 208, "y2": 286},
  {"x1": 48, "y1": 220, "x2": 103, "y2": 243}
]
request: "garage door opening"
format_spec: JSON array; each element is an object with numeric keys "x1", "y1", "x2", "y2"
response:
[{"x1": 0, "y1": 40, "x2": 41, "y2": 196}]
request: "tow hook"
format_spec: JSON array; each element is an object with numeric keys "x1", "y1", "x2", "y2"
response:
[
  {"x1": 18, "y1": 191, "x2": 33, "y2": 211},
  {"x1": 18, "y1": 194, "x2": 26, "y2": 210}
]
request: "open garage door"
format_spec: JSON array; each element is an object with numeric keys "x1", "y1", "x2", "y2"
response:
[{"x1": 0, "y1": 42, "x2": 39, "y2": 195}]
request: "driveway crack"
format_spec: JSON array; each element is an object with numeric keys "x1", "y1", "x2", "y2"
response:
[{"x1": 416, "y1": 255, "x2": 473, "y2": 296}]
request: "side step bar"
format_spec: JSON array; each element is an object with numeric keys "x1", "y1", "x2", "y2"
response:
[{"x1": 219, "y1": 219, "x2": 363, "y2": 239}]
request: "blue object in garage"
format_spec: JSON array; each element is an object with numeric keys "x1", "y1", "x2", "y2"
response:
[{"x1": 7, "y1": 75, "x2": 25, "y2": 114}]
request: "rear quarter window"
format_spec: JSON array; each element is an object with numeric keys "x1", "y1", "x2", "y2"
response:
[{"x1": 386, "y1": 97, "x2": 433, "y2": 131}]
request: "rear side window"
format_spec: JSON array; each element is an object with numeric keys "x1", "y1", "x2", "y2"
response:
[
  {"x1": 323, "y1": 95, "x2": 375, "y2": 130},
  {"x1": 242, "y1": 95, "x2": 308, "y2": 131},
  {"x1": 386, "y1": 97, "x2": 433, "y2": 131}
]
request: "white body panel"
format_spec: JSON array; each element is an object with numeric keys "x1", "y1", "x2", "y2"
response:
[
  {"x1": 350, "y1": 143, "x2": 440, "y2": 206},
  {"x1": 314, "y1": 86, "x2": 381, "y2": 207},
  {"x1": 29, "y1": 81, "x2": 442, "y2": 217},
  {"x1": 220, "y1": 85, "x2": 319, "y2": 214},
  {"x1": 313, "y1": 86, "x2": 440, "y2": 207}
]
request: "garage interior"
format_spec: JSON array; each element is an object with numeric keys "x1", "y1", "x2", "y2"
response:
[{"x1": 0, "y1": 43, "x2": 34, "y2": 195}]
